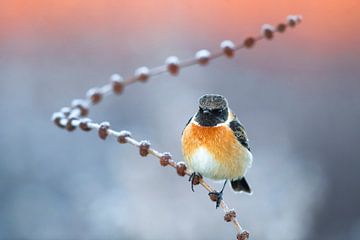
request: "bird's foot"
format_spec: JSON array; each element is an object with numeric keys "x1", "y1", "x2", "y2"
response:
[
  {"x1": 188, "y1": 172, "x2": 202, "y2": 192},
  {"x1": 208, "y1": 179, "x2": 228, "y2": 209},
  {"x1": 208, "y1": 191, "x2": 223, "y2": 209}
]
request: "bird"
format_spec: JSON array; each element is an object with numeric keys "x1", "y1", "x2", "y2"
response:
[{"x1": 181, "y1": 94, "x2": 253, "y2": 208}]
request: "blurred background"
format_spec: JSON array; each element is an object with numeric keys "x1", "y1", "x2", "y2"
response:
[{"x1": 1, "y1": 0, "x2": 359, "y2": 239}]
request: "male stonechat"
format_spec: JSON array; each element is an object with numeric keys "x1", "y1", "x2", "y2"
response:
[{"x1": 181, "y1": 94, "x2": 253, "y2": 208}]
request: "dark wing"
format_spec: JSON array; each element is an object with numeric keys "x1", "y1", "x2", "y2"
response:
[
  {"x1": 182, "y1": 116, "x2": 193, "y2": 135},
  {"x1": 229, "y1": 119, "x2": 251, "y2": 151}
]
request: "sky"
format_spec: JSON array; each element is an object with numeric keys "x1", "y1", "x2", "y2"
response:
[{"x1": 0, "y1": 1, "x2": 359, "y2": 240}]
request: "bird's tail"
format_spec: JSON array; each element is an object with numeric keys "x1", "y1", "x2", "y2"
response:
[{"x1": 231, "y1": 177, "x2": 252, "y2": 194}]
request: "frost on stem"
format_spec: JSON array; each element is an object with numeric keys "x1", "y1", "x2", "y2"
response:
[
  {"x1": 261, "y1": 24, "x2": 275, "y2": 39},
  {"x1": 135, "y1": 66, "x2": 150, "y2": 82},
  {"x1": 237, "y1": 231, "x2": 250, "y2": 240},
  {"x1": 139, "y1": 140, "x2": 151, "y2": 156},
  {"x1": 196, "y1": 49, "x2": 211, "y2": 65},
  {"x1": 98, "y1": 122, "x2": 110, "y2": 140},
  {"x1": 66, "y1": 118, "x2": 77, "y2": 132},
  {"x1": 52, "y1": 112, "x2": 65, "y2": 128},
  {"x1": 224, "y1": 210, "x2": 237, "y2": 222},
  {"x1": 176, "y1": 162, "x2": 187, "y2": 176},
  {"x1": 160, "y1": 152, "x2": 172, "y2": 167},
  {"x1": 117, "y1": 131, "x2": 132, "y2": 144},
  {"x1": 71, "y1": 99, "x2": 89, "y2": 116},
  {"x1": 165, "y1": 56, "x2": 180, "y2": 75},
  {"x1": 61, "y1": 107, "x2": 71, "y2": 117},
  {"x1": 111, "y1": 73, "x2": 125, "y2": 94},
  {"x1": 221, "y1": 40, "x2": 235, "y2": 58},
  {"x1": 287, "y1": 15, "x2": 301, "y2": 27},
  {"x1": 79, "y1": 118, "x2": 92, "y2": 131},
  {"x1": 86, "y1": 88, "x2": 102, "y2": 104}
]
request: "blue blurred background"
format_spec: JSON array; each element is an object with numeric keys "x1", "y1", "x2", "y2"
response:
[{"x1": 0, "y1": 0, "x2": 359, "y2": 239}]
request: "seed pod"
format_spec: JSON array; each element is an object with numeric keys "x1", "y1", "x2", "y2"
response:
[
  {"x1": 61, "y1": 107, "x2": 71, "y2": 117},
  {"x1": 237, "y1": 231, "x2": 250, "y2": 240},
  {"x1": 111, "y1": 74, "x2": 125, "y2": 94},
  {"x1": 66, "y1": 118, "x2": 77, "y2": 131},
  {"x1": 98, "y1": 122, "x2": 110, "y2": 140},
  {"x1": 52, "y1": 112, "x2": 65, "y2": 128},
  {"x1": 224, "y1": 210, "x2": 237, "y2": 222},
  {"x1": 244, "y1": 37, "x2": 255, "y2": 48},
  {"x1": 191, "y1": 174, "x2": 202, "y2": 185},
  {"x1": 261, "y1": 24, "x2": 275, "y2": 39},
  {"x1": 220, "y1": 40, "x2": 235, "y2": 58},
  {"x1": 117, "y1": 130, "x2": 131, "y2": 144},
  {"x1": 71, "y1": 99, "x2": 89, "y2": 116},
  {"x1": 208, "y1": 192, "x2": 219, "y2": 202},
  {"x1": 139, "y1": 140, "x2": 151, "y2": 156},
  {"x1": 79, "y1": 118, "x2": 92, "y2": 131},
  {"x1": 86, "y1": 88, "x2": 102, "y2": 104},
  {"x1": 165, "y1": 56, "x2": 180, "y2": 75},
  {"x1": 287, "y1": 15, "x2": 297, "y2": 27},
  {"x1": 176, "y1": 162, "x2": 187, "y2": 176},
  {"x1": 195, "y1": 49, "x2": 211, "y2": 65},
  {"x1": 160, "y1": 152, "x2": 172, "y2": 167},
  {"x1": 135, "y1": 66, "x2": 150, "y2": 82}
]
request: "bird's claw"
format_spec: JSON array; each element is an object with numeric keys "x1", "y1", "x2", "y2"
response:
[
  {"x1": 188, "y1": 172, "x2": 202, "y2": 192},
  {"x1": 208, "y1": 191, "x2": 223, "y2": 209}
]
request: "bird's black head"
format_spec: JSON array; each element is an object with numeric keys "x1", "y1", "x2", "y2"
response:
[{"x1": 195, "y1": 94, "x2": 229, "y2": 127}]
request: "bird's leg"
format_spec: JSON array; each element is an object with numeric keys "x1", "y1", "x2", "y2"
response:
[
  {"x1": 208, "y1": 179, "x2": 228, "y2": 208},
  {"x1": 188, "y1": 172, "x2": 202, "y2": 192}
]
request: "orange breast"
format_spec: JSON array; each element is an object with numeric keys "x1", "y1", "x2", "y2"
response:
[{"x1": 182, "y1": 123, "x2": 242, "y2": 165}]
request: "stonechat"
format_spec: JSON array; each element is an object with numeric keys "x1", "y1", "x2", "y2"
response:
[{"x1": 181, "y1": 94, "x2": 253, "y2": 208}]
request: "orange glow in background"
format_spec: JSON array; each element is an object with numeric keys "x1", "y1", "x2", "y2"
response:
[
  {"x1": 1, "y1": 0, "x2": 359, "y2": 54},
  {"x1": 1, "y1": 1, "x2": 360, "y2": 240}
]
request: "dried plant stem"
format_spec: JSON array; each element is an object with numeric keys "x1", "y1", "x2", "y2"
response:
[
  {"x1": 52, "y1": 15, "x2": 302, "y2": 239},
  {"x1": 59, "y1": 118, "x2": 246, "y2": 236}
]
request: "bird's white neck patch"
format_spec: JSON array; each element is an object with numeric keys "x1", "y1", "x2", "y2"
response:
[{"x1": 191, "y1": 108, "x2": 235, "y2": 127}]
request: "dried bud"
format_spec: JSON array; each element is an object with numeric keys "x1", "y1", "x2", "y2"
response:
[
  {"x1": 261, "y1": 24, "x2": 275, "y2": 39},
  {"x1": 287, "y1": 15, "x2": 297, "y2": 27},
  {"x1": 160, "y1": 152, "x2": 172, "y2": 167},
  {"x1": 237, "y1": 231, "x2": 250, "y2": 240},
  {"x1": 117, "y1": 130, "x2": 131, "y2": 144},
  {"x1": 165, "y1": 56, "x2": 180, "y2": 75},
  {"x1": 208, "y1": 192, "x2": 219, "y2": 202},
  {"x1": 139, "y1": 140, "x2": 151, "y2": 156},
  {"x1": 66, "y1": 118, "x2": 77, "y2": 131},
  {"x1": 79, "y1": 118, "x2": 92, "y2": 131},
  {"x1": 71, "y1": 99, "x2": 89, "y2": 116},
  {"x1": 220, "y1": 40, "x2": 235, "y2": 58},
  {"x1": 244, "y1": 37, "x2": 255, "y2": 48},
  {"x1": 98, "y1": 122, "x2": 110, "y2": 140},
  {"x1": 224, "y1": 210, "x2": 237, "y2": 222},
  {"x1": 191, "y1": 174, "x2": 202, "y2": 185},
  {"x1": 111, "y1": 73, "x2": 125, "y2": 94},
  {"x1": 195, "y1": 49, "x2": 211, "y2": 65},
  {"x1": 61, "y1": 107, "x2": 71, "y2": 117},
  {"x1": 277, "y1": 23, "x2": 287, "y2": 33},
  {"x1": 135, "y1": 66, "x2": 150, "y2": 82},
  {"x1": 176, "y1": 162, "x2": 187, "y2": 176},
  {"x1": 86, "y1": 88, "x2": 102, "y2": 104},
  {"x1": 52, "y1": 112, "x2": 65, "y2": 128}
]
